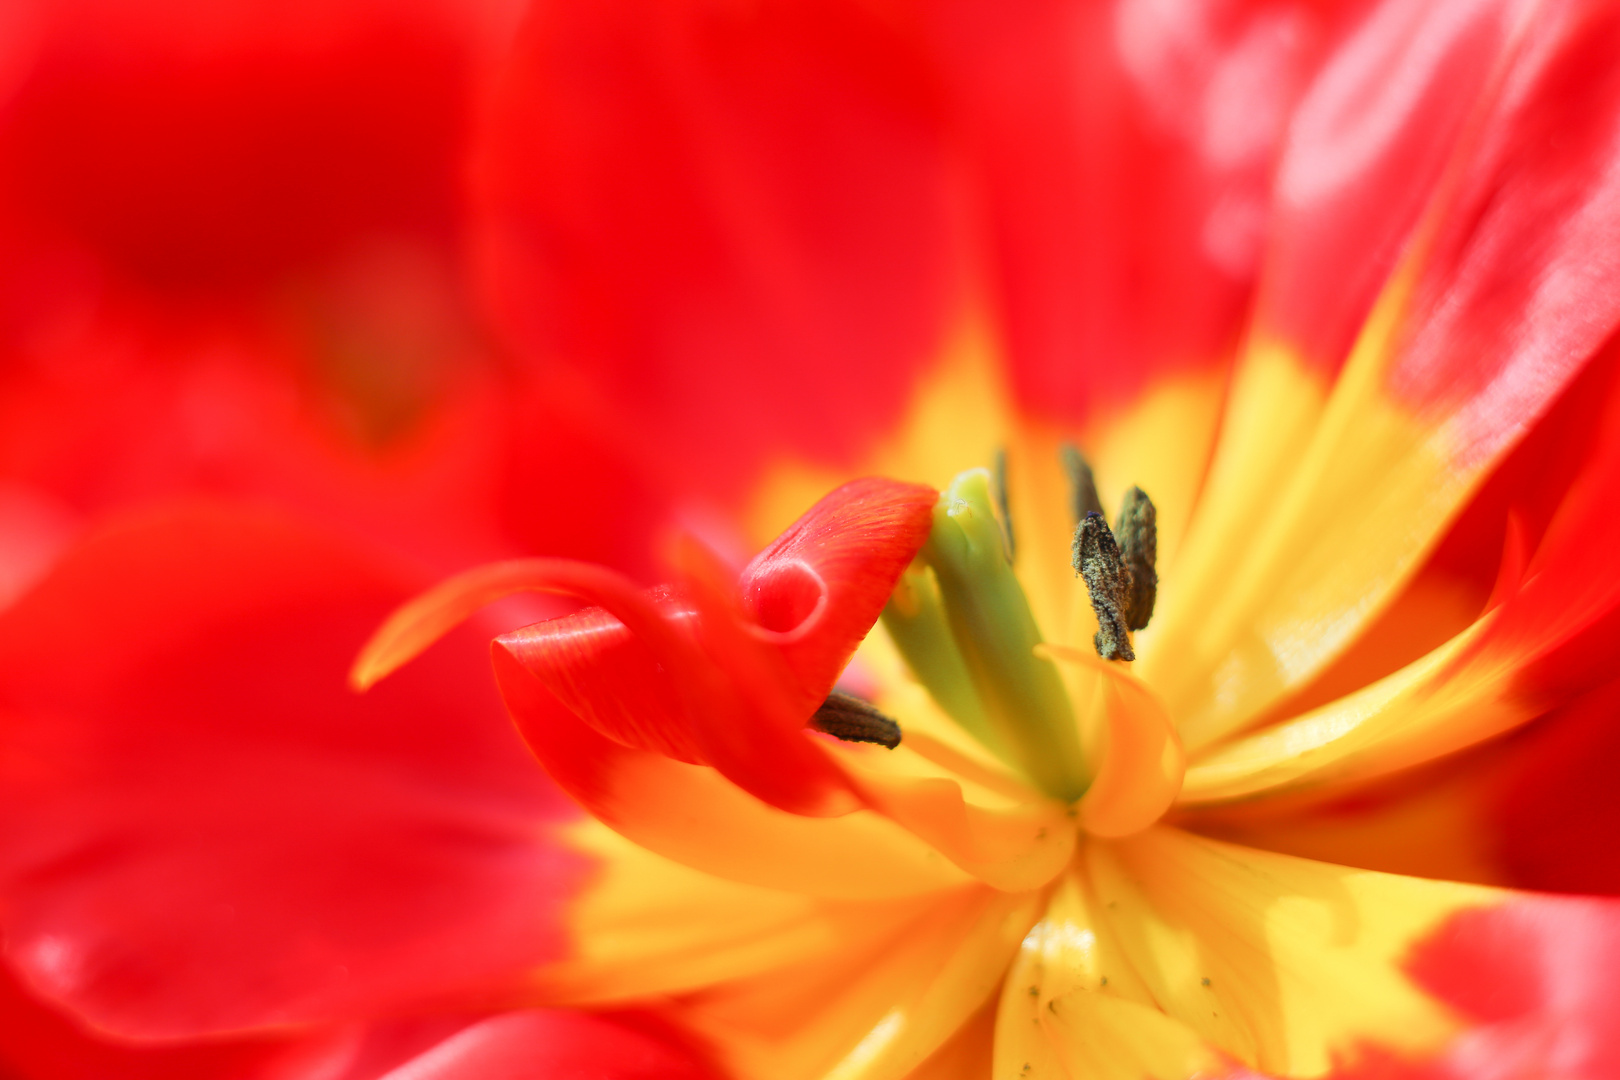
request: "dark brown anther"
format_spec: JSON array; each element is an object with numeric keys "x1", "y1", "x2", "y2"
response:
[
  {"x1": 1114, "y1": 487, "x2": 1157, "y2": 631},
  {"x1": 993, "y1": 447, "x2": 1016, "y2": 563},
  {"x1": 1060, "y1": 443, "x2": 1104, "y2": 523},
  {"x1": 1073, "y1": 512, "x2": 1135, "y2": 661},
  {"x1": 810, "y1": 691, "x2": 902, "y2": 748}
]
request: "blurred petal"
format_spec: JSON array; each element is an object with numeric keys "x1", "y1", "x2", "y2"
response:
[
  {"x1": 925, "y1": 0, "x2": 1344, "y2": 422},
  {"x1": 1180, "y1": 330, "x2": 1620, "y2": 801},
  {"x1": 376, "y1": 1010, "x2": 717, "y2": 1080},
  {"x1": 0, "y1": 0, "x2": 515, "y2": 297},
  {"x1": 474, "y1": 0, "x2": 959, "y2": 501},
  {"x1": 1399, "y1": 895, "x2": 1620, "y2": 1080},
  {"x1": 0, "y1": 960, "x2": 365, "y2": 1080},
  {"x1": 0, "y1": 505, "x2": 584, "y2": 1038}
]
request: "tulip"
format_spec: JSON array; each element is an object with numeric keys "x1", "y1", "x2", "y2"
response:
[{"x1": 7, "y1": 0, "x2": 1620, "y2": 1077}]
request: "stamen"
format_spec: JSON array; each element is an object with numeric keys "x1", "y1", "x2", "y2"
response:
[
  {"x1": 1114, "y1": 487, "x2": 1157, "y2": 630},
  {"x1": 1073, "y1": 512, "x2": 1134, "y2": 661},
  {"x1": 1059, "y1": 444, "x2": 1104, "y2": 522},
  {"x1": 809, "y1": 690, "x2": 902, "y2": 749},
  {"x1": 993, "y1": 448, "x2": 1016, "y2": 563}
]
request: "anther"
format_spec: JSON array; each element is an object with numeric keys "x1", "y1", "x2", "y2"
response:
[
  {"x1": 1073, "y1": 512, "x2": 1134, "y2": 661},
  {"x1": 1060, "y1": 444, "x2": 1104, "y2": 522},
  {"x1": 993, "y1": 448, "x2": 1016, "y2": 563},
  {"x1": 810, "y1": 690, "x2": 902, "y2": 748},
  {"x1": 1114, "y1": 487, "x2": 1157, "y2": 631}
]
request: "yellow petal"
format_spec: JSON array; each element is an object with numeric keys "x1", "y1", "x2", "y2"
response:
[
  {"x1": 582, "y1": 746, "x2": 975, "y2": 899},
  {"x1": 1176, "y1": 611, "x2": 1535, "y2": 803},
  {"x1": 531, "y1": 819, "x2": 937, "y2": 1004},
  {"x1": 1141, "y1": 271, "x2": 1517, "y2": 753},
  {"x1": 675, "y1": 885, "x2": 1042, "y2": 1080},
  {"x1": 996, "y1": 869, "x2": 1220, "y2": 1080},
  {"x1": 1086, "y1": 828, "x2": 1491, "y2": 1076}
]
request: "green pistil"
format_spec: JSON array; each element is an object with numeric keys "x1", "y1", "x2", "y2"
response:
[
  {"x1": 885, "y1": 469, "x2": 1090, "y2": 801},
  {"x1": 882, "y1": 562, "x2": 1004, "y2": 755}
]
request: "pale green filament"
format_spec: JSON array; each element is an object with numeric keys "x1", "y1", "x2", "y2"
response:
[
  {"x1": 881, "y1": 563, "x2": 1003, "y2": 756},
  {"x1": 885, "y1": 469, "x2": 1090, "y2": 800}
]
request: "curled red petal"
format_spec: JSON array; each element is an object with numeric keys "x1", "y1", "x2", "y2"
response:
[
  {"x1": 659, "y1": 535, "x2": 858, "y2": 815},
  {"x1": 740, "y1": 477, "x2": 937, "y2": 704},
  {"x1": 363, "y1": 549, "x2": 856, "y2": 815},
  {"x1": 0, "y1": 505, "x2": 586, "y2": 1039},
  {"x1": 488, "y1": 479, "x2": 936, "y2": 816},
  {"x1": 497, "y1": 588, "x2": 702, "y2": 764}
]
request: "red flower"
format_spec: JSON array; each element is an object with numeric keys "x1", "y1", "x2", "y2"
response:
[{"x1": 7, "y1": 0, "x2": 1620, "y2": 1077}]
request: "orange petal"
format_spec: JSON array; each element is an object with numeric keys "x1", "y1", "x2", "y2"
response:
[
  {"x1": 837, "y1": 747, "x2": 1077, "y2": 893},
  {"x1": 1040, "y1": 644, "x2": 1185, "y2": 838}
]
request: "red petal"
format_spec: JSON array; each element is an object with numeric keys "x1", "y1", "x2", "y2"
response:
[
  {"x1": 486, "y1": 480, "x2": 935, "y2": 815},
  {"x1": 1256, "y1": 0, "x2": 1522, "y2": 375},
  {"x1": 926, "y1": 0, "x2": 1345, "y2": 420},
  {"x1": 1378, "y1": 1, "x2": 1620, "y2": 455},
  {"x1": 1486, "y1": 676, "x2": 1620, "y2": 895},
  {"x1": 499, "y1": 588, "x2": 702, "y2": 764},
  {"x1": 740, "y1": 477, "x2": 937, "y2": 703},
  {"x1": 490, "y1": 551, "x2": 857, "y2": 816},
  {"x1": 0, "y1": 960, "x2": 491, "y2": 1080},
  {"x1": 374, "y1": 1010, "x2": 717, "y2": 1080},
  {"x1": 0, "y1": 0, "x2": 513, "y2": 297},
  {"x1": 0, "y1": 505, "x2": 586, "y2": 1038},
  {"x1": 473, "y1": 0, "x2": 957, "y2": 500}
]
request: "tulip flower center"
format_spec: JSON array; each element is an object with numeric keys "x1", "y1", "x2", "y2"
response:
[{"x1": 881, "y1": 455, "x2": 1158, "y2": 804}]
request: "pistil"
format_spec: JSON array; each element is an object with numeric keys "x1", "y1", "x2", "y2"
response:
[{"x1": 882, "y1": 468, "x2": 1090, "y2": 801}]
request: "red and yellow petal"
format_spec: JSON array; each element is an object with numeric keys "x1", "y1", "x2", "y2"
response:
[
  {"x1": 528, "y1": 819, "x2": 941, "y2": 1006},
  {"x1": 1143, "y1": 0, "x2": 1620, "y2": 752},
  {"x1": 1178, "y1": 329, "x2": 1620, "y2": 803},
  {"x1": 1001, "y1": 829, "x2": 1620, "y2": 1079},
  {"x1": 924, "y1": 0, "x2": 1345, "y2": 427},
  {"x1": 493, "y1": 662, "x2": 971, "y2": 900}
]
